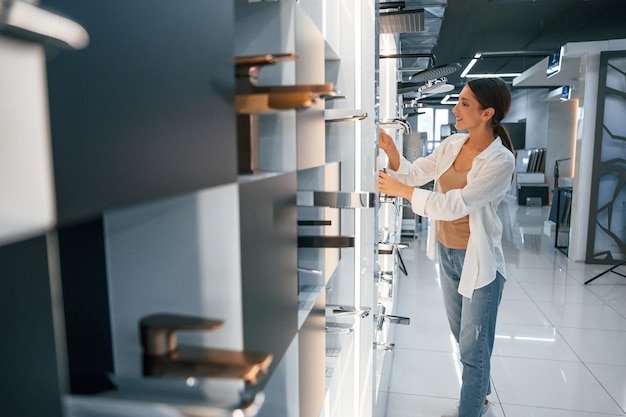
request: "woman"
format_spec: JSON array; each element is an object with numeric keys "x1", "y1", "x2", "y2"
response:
[{"x1": 378, "y1": 77, "x2": 515, "y2": 417}]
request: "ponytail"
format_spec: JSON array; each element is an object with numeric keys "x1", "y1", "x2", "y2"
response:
[{"x1": 495, "y1": 124, "x2": 515, "y2": 155}]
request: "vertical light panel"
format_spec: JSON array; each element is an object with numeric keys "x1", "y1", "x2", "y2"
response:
[{"x1": 353, "y1": 2, "x2": 362, "y2": 416}]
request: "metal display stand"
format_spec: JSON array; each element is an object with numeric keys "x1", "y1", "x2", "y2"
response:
[
  {"x1": 554, "y1": 187, "x2": 572, "y2": 255},
  {"x1": 585, "y1": 260, "x2": 626, "y2": 285}
]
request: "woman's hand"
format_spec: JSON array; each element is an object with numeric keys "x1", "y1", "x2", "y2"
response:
[
  {"x1": 379, "y1": 130, "x2": 396, "y2": 153},
  {"x1": 379, "y1": 130, "x2": 401, "y2": 171},
  {"x1": 378, "y1": 170, "x2": 414, "y2": 201}
]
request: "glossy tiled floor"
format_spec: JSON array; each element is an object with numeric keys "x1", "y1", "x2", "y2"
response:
[{"x1": 381, "y1": 195, "x2": 626, "y2": 417}]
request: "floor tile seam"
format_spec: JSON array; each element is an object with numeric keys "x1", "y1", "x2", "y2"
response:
[
  {"x1": 529, "y1": 299, "x2": 626, "y2": 332},
  {"x1": 503, "y1": 276, "x2": 557, "y2": 328},
  {"x1": 551, "y1": 323, "x2": 626, "y2": 332},
  {"x1": 532, "y1": 298, "x2": 622, "y2": 308},
  {"x1": 499, "y1": 402, "x2": 626, "y2": 415},
  {"x1": 390, "y1": 346, "x2": 459, "y2": 355},
  {"x1": 529, "y1": 298, "x2": 617, "y2": 307},
  {"x1": 612, "y1": 306, "x2": 626, "y2": 319},
  {"x1": 495, "y1": 321, "x2": 558, "y2": 330},
  {"x1": 382, "y1": 390, "x2": 458, "y2": 401},
  {"x1": 577, "y1": 360, "x2": 626, "y2": 415},
  {"x1": 531, "y1": 297, "x2": 622, "y2": 307},
  {"x1": 584, "y1": 360, "x2": 626, "y2": 368},
  {"x1": 539, "y1": 325, "x2": 611, "y2": 368},
  {"x1": 555, "y1": 323, "x2": 626, "y2": 334},
  {"x1": 495, "y1": 354, "x2": 623, "y2": 410},
  {"x1": 488, "y1": 375, "x2": 504, "y2": 414},
  {"x1": 493, "y1": 355, "x2": 586, "y2": 366},
  {"x1": 516, "y1": 282, "x2": 608, "y2": 305},
  {"x1": 584, "y1": 289, "x2": 626, "y2": 316},
  {"x1": 491, "y1": 352, "x2": 582, "y2": 363}
]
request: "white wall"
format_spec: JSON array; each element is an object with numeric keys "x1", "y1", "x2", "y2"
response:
[
  {"x1": 506, "y1": 88, "x2": 577, "y2": 202},
  {"x1": 507, "y1": 89, "x2": 549, "y2": 149}
]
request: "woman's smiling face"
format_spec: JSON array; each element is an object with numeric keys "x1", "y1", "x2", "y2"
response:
[{"x1": 452, "y1": 84, "x2": 488, "y2": 131}]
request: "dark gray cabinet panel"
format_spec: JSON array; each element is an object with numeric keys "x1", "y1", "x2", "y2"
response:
[
  {"x1": 299, "y1": 291, "x2": 326, "y2": 417},
  {"x1": 0, "y1": 236, "x2": 64, "y2": 417},
  {"x1": 43, "y1": 0, "x2": 237, "y2": 226},
  {"x1": 239, "y1": 173, "x2": 298, "y2": 381},
  {"x1": 57, "y1": 219, "x2": 115, "y2": 394}
]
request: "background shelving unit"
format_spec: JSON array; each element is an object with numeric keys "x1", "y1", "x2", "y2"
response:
[{"x1": 0, "y1": 1, "x2": 378, "y2": 417}]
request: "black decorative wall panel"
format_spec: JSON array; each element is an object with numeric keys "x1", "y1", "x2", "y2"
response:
[{"x1": 587, "y1": 51, "x2": 626, "y2": 263}]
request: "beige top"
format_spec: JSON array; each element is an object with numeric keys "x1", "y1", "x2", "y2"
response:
[{"x1": 437, "y1": 165, "x2": 470, "y2": 249}]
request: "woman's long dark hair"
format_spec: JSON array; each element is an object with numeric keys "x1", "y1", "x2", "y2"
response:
[{"x1": 467, "y1": 78, "x2": 515, "y2": 155}]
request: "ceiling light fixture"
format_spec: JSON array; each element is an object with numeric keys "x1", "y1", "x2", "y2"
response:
[
  {"x1": 465, "y1": 73, "x2": 521, "y2": 78},
  {"x1": 440, "y1": 94, "x2": 459, "y2": 105},
  {"x1": 460, "y1": 53, "x2": 481, "y2": 78},
  {"x1": 459, "y1": 50, "x2": 551, "y2": 79}
]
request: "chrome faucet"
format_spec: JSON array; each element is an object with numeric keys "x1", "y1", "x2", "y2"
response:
[
  {"x1": 326, "y1": 304, "x2": 371, "y2": 318},
  {"x1": 373, "y1": 342, "x2": 395, "y2": 351},
  {"x1": 379, "y1": 118, "x2": 411, "y2": 133},
  {"x1": 374, "y1": 304, "x2": 410, "y2": 331},
  {"x1": 140, "y1": 313, "x2": 272, "y2": 384},
  {"x1": 326, "y1": 322, "x2": 354, "y2": 335}
]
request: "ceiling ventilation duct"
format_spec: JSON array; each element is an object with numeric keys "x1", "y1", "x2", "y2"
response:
[{"x1": 379, "y1": 2, "x2": 425, "y2": 34}]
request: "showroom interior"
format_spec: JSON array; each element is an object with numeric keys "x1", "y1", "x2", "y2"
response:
[{"x1": 1, "y1": 0, "x2": 626, "y2": 417}]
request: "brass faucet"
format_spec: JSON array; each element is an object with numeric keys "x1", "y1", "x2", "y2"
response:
[
  {"x1": 140, "y1": 314, "x2": 272, "y2": 384},
  {"x1": 235, "y1": 53, "x2": 338, "y2": 113},
  {"x1": 234, "y1": 53, "x2": 339, "y2": 174}
]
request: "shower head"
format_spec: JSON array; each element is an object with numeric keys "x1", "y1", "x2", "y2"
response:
[
  {"x1": 409, "y1": 63, "x2": 462, "y2": 83},
  {"x1": 419, "y1": 82, "x2": 455, "y2": 97},
  {"x1": 379, "y1": 9, "x2": 425, "y2": 34}
]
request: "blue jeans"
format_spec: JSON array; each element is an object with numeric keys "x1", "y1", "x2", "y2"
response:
[{"x1": 438, "y1": 242, "x2": 504, "y2": 417}]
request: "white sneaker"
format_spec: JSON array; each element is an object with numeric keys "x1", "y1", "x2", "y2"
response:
[{"x1": 441, "y1": 400, "x2": 495, "y2": 417}]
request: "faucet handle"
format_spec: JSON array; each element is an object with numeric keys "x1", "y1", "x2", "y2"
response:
[
  {"x1": 140, "y1": 313, "x2": 224, "y2": 356},
  {"x1": 298, "y1": 235, "x2": 355, "y2": 248},
  {"x1": 235, "y1": 53, "x2": 299, "y2": 80}
]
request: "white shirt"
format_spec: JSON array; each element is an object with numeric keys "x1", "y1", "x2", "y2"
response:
[{"x1": 388, "y1": 133, "x2": 515, "y2": 298}]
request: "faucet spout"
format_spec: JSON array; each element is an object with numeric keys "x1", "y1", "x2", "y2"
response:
[
  {"x1": 379, "y1": 118, "x2": 411, "y2": 133},
  {"x1": 374, "y1": 305, "x2": 410, "y2": 331}
]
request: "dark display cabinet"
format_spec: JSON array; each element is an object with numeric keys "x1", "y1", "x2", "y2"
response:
[
  {"x1": 1, "y1": 1, "x2": 377, "y2": 416},
  {"x1": 42, "y1": 0, "x2": 237, "y2": 226},
  {"x1": 0, "y1": 235, "x2": 65, "y2": 417},
  {"x1": 239, "y1": 173, "x2": 299, "y2": 382}
]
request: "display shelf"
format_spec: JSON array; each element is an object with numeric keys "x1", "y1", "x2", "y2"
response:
[
  {"x1": 64, "y1": 377, "x2": 260, "y2": 417},
  {"x1": 0, "y1": 220, "x2": 54, "y2": 248},
  {"x1": 298, "y1": 284, "x2": 324, "y2": 329},
  {"x1": 324, "y1": 332, "x2": 352, "y2": 379},
  {"x1": 555, "y1": 186, "x2": 573, "y2": 255},
  {"x1": 238, "y1": 170, "x2": 291, "y2": 185}
]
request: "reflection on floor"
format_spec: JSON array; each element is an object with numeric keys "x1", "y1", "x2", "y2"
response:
[{"x1": 381, "y1": 195, "x2": 626, "y2": 417}]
